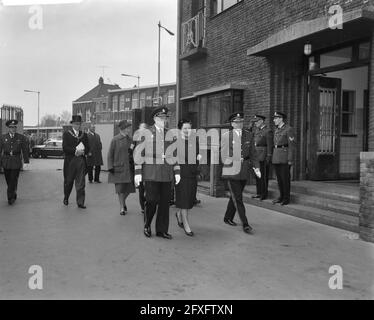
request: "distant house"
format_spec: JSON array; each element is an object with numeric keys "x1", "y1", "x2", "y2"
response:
[{"x1": 72, "y1": 77, "x2": 120, "y2": 123}]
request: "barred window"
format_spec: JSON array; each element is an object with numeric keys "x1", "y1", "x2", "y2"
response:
[{"x1": 342, "y1": 90, "x2": 355, "y2": 135}]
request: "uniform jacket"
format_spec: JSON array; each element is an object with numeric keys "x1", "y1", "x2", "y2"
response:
[
  {"x1": 62, "y1": 129, "x2": 90, "y2": 158},
  {"x1": 272, "y1": 123, "x2": 296, "y2": 164},
  {"x1": 134, "y1": 125, "x2": 180, "y2": 182},
  {"x1": 221, "y1": 129, "x2": 259, "y2": 180},
  {"x1": 86, "y1": 131, "x2": 103, "y2": 166},
  {"x1": 0, "y1": 132, "x2": 30, "y2": 169},
  {"x1": 107, "y1": 133, "x2": 133, "y2": 184},
  {"x1": 253, "y1": 125, "x2": 273, "y2": 162}
]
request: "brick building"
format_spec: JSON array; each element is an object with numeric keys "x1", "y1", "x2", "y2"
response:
[
  {"x1": 72, "y1": 77, "x2": 120, "y2": 123},
  {"x1": 177, "y1": 0, "x2": 374, "y2": 241}
]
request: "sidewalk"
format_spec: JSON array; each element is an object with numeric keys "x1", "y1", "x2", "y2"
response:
[{"x1": 0, "y1": 159, "x2": 373, "y2": 299}]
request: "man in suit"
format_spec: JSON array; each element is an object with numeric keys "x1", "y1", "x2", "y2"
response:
[
  {"x1": 221, "y1": 112, "x2": 261, "y2": 234},
  {"x1": 86, "y1": 124, "x2": 103, "y2": 183},
  {"x1": 134, "y1": 107, "x2": 180, "y2": 239},
  {"x1": 252, "y1": 115, "x2": 273, "y2": 200},
  {"x1": 271, "y1": 111, "x2": 296, "y2": 206},
  {"x1": 62, "y1": 115, "x2": 90, "y2": 209},
  {"x1": 0, "y1": 120, "x2": 30, "y2": 205}
]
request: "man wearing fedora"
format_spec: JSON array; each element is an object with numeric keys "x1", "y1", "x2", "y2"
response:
[
  {"x1": 221, "y1": 112, "x2": 261, "y2": 234},
  {"x1": 62, "y1": 115, "x2": 90, "y2": 209},
  {"x1": 272, "y1": 111, "x2": 296, "y2": 206},
  {"x1": 252, "y1": 114, "x2": 273, "y2": 200},
  {"x1": 134, "y1": 106, "x2": 180, "y2": 239},
  {"x1": 0, "y1": 119, "x2": 30, "y2": 205}
]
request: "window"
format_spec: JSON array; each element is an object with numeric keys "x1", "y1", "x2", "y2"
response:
[
  {"x1": 112, "y1": 96, "x2": 118, "y2": 111},
  {"x1": 125, "y1": 94, "x2": 131, "y2": 110},
  {"x1": 206, "y1": 91, "x2": 237, "y2": 126},
  {"x1": 132, "y1": 92, "x2": 138, "y2": 109},
  {"x1": 342, "y1": 90, "x2": 355, "y2": 135},
  {"x1": 140, "y1": 92, "x2": 146, "y2": 108},
  {"x1": 359, "y1": 42, "x2": 370, "y2": 60},
  {"x1": 146, "y1": 92, "x2": 153, "y2": 107},
  {"x1": 213, "y1": 0, "x2": 242, "y2": 15},
  {"x1": 119, "y1": 95, "x2": 125, "y2": 111},
  {"x1": 168, "y1": 89, "x2": 175, "y2": 104}
]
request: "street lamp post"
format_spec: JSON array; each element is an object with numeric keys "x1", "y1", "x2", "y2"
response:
[
  {"x1": 24, "y1": 89, "x2": 40, "y2": 138},
  {"x1": 158, "y1": 21, "x2": 174, "y2": 105}
]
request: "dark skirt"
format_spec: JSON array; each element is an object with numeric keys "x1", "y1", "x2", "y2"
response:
[
  {"x1": 175, "y1": 177, "x2": 197, "y2": 210},
  {"x1": 115, "y1": 182, "x2": 136, "y2": 194}
]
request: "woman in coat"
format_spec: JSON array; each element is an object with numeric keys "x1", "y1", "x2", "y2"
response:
[
  {"x1": 107, "y1": 120, "x2": 135, "y2": 215},
  {"x1": 175, "y1": 119, "x2": 201, "y2": 236}
]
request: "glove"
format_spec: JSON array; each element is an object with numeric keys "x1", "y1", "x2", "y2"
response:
[
  {"x1": 253, "y1": 168, "x2": 261, "y2": 179},
  {"x1": 134, "y1": 174, "x2": 142, "y2": 187},
  {"x1": 108, "y1": 168, "x2": 114, "y2": 174},
  {"x1": 197, "y1": 154, "x2": 203, "y2": 161},
  {"x1": 175, "y1": 174, "x2": 181, "y2": 185}
]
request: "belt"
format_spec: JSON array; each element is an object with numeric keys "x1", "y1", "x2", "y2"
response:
[
  {"x1": 274, "y1": 145, "x2": 288, "y2": 149},
  {"x1": 255, "y1": 144, "x2": 267, "y2": 147},
  {"x1": 4, "y1": 152, "x2": 20, "y2": 156}
]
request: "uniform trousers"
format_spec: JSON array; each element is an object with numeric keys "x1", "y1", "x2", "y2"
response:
[
  {"x1": 87, "y1": 165, "x2": 101, "y2": 182},
  {"x1": 4, "y1": 169, "x2": 20, "y2": 201},
  {"x1": 255, "y1": 161, "x2": 270, "y2": 198},
  {"x1": 224, "y1": 179, "x2": 249, "y2": 226},
  {"x1": 144, "y1": 181, "x2": 171, "y2": 233},
  {"x1": 138, "y1": 181, "x2": 146, "y2": 211},
  {"x1": 273, "y1": 163, "x2": 291, "y2": 202},
  {"x1": 63, "y1": 156, "x2": 86, "y2": 206}
]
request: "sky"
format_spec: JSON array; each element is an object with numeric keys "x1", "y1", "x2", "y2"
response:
[{"x1": 0, "y1": 0, "x2": 177, "y2": 126}]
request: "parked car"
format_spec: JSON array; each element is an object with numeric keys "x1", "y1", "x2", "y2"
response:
[{"x1": 32, "y1": 140, "x2": 64, "y2": 158}]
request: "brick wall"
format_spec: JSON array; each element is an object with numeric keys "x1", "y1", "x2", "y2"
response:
[{"x1": 359, "y1": 152, "x2": 374, "y2": 243}]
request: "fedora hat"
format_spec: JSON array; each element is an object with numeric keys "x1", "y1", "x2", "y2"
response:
[{"x1": 70, "y1": 115, "x2": 82, "y2": 124}]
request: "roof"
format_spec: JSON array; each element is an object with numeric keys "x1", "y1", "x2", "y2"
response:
[
  {"x1": 74, "y1": 77, "x2": 121, "y2": 103},
  {"x1": 108, "y1": 82, "x2": 176, "y2": 93}
]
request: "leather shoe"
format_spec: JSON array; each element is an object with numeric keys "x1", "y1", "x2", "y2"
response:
[
  {"x1": 243, "y1": 224, "x2": 253, "y2": 234},
  {"x1": 63, "y1": 198, "x2": 68, "y2": 206},
  {"x1": 78, "y1": 204, "x2": 87, "y2": 209},
  {"x1": 224, "y1": 219, "x2": 237, "y2": 226},
  {"x1": 272, "y1": 199, "x2": 282, "y2": 204},
  {"x1": 252, "y1": 195, "x2": 261, "y2": 199},
  {"x1": 156, "y1": 232, "x2": 172, "y2": 240},
  {"x1": 176, "y1": 212, "x2": 184, "y2": 228},
  {"x1": 260, "y1": 196, "x2": 267, "y2": 201},
  {"x1": 8, "y1": 198, "x2": 15, "y2": 205},
  {"x1": 120, "y1": 209, "x2": 127, "y2": 216},
  {"x1": 281, "y1": 200, "x2": 290, "y2": 206},
  {"x1": 144, "y1": 227, "x2": 152, "y2": 238},
  {"x1": 95, "y1": 181, "x2": 102, "y2": 183}
]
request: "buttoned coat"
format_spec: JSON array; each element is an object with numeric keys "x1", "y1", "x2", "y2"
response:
[
  {"x1": 134, "y1": 125, "x2": 180, "y2": 182},
  {"x1": 272, "y1": 123, "x2": 296, "y2": 164},
  {"x1": 221, "y1": 129, "x2": 259, "y2": 180},
  {"x1": 0, "y1": 132, "x2": 30, "y2": 169},
  {"x1": 86, "y1": 132, "x2": 103, "y2": 167},
  {"x1": 253, "y1": 125, "x2": 273, "y2": 162},
  {"x1": 62, "y1": 130, "x2": 90, "y2": 158},
  {"x1": 107, "y1": 133, "x2": 134, "y2": 184}
]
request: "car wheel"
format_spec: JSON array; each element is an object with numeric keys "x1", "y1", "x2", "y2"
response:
[{"x1": 32, "y1": 152, "x2": 40, "y2": 158}]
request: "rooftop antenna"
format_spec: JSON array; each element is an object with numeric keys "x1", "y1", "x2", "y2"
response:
[{"x1": 97, "y1": 65, "x2": 110, "y2": 79}]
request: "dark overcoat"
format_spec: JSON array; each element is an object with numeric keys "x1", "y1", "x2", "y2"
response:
[
  {"x1": 107, "y1": 133, "x2": 133, "y2": 184},
  {"x1": 86, "y1": 132, "x2": 103, "y2": 166}
]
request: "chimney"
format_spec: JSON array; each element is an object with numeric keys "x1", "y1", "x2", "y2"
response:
[{"x1": 99, "y1": 77, "x2": 104, "y2": 85}]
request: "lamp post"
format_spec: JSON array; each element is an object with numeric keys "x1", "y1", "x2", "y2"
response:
[
  {"x1": 158, "y1": 21, "x2": 174, "y2": 105},
  {"x1": 121, "y1": 73, "x2": 140, "y2": 110},
  {"x1": 24, "y1": 89, "x2": 40, "y2": 138}
]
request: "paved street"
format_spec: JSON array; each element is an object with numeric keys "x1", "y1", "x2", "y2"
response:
[{"x1": 0, "y1": 159, "x2": 373, "y2": 300}]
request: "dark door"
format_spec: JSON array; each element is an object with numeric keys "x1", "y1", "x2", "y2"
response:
[{"x1": 308, "y1": 76, "x2": 341, "y2": 180}]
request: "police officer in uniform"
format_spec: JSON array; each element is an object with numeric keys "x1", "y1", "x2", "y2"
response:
[
  {"x1": 221, "y1": 112, "x2": 260, "y2": 234},
  {"x1": 0, "y1": 120, "x2": 30, "y2": 205},
  {"x1": 252, "y1": 115, "x2": 273, "y2": 200},
  {"x1": 62, "y1": 115, "x2": 90, "y2": 209},
  {"x1": 134, "y1": 107, "x2": 181, "y2": 239},
  {"x1": 272, "y1": 112, "x2": 296, "y2": 206}
]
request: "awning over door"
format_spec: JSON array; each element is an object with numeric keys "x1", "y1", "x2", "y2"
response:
[{"x1": 247, "y1": 7, "x2": 374, "y2": 57}]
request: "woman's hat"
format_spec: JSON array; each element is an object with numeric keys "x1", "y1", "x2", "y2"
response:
[{"x1": 118, "y1": 120, "x2": 132, "y2": 130}]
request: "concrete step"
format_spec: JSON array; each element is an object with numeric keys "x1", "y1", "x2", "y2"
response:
[
  {"x1": 244, "y1": 185, "x2": 359, "y2": 217},
  {"x1": 197, "y1": 185, "x2": 359, "y2": 233}
]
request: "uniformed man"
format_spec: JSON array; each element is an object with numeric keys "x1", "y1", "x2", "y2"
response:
[
  {"x1": 134, "y1": 107, "x2": 180, "y2": 239},
  {"x1": 252, "y1": 115, "x2": 273, "y2": 200},
  {"x1": 62, "y1": 115, "x2": 90, "y2": 209},
  {"x1": 272, "y1": 111, "x2": 296, "y2": 206},
  {"x1": 221, "y1": 112, "x2": 260, "y2": 234},
  {"x1": 0, "y1": 120, "x2": 30, "y2": 205}
]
